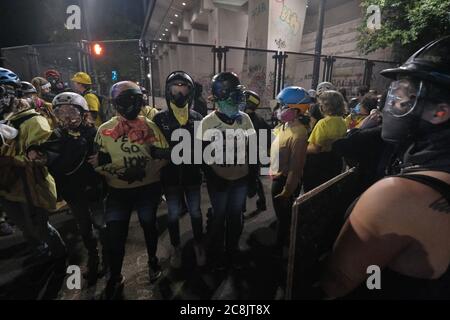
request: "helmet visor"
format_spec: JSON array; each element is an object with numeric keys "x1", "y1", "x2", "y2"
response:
[
  {"x1": 115, "y1": 93, "x2": 143, "y2": 109},
  {"x1": 54, "y1": 105, "x2": 82, "y2": 129},
  {"x1": 168, "y1": 81, "x2": 191, "y2": 97},
  {"x1": 384, "y1": 79, "x2": 422, "y2": 117}
]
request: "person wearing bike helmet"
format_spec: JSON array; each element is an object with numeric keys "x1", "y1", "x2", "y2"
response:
[
  {"x1": 28, "y1": 92, "x2": 107, "y2": 286},
  {"x1": 92, "y1": 81, "x2": 168, "y2": 299},
  {"x1": 21, "y1": 81, "x2": 57, "y2": 128},
  {"x1": 321, "y1": 36, "x2": 450, "y2": 300},
  {"x1": 45, "y1": 69, "x2": 66, "y2": 95},
  {"x1": 197, "y1": 72, "x2": 256, "y2": 269},
  {"x1": 270, "y1": 86, "x2": 311, "y2": 254},
  {"x1": 153, "y1": 71, "x2": 206, "y2": 268},
  {"x1": 0, "y1": 67, "x2": 65, "y2": 260}
]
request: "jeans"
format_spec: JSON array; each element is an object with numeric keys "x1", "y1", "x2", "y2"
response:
[
  {"x1": 104, "y1": 182, "x2": 162, "y2": 278},
  {"x1": 165, "y1": 185, "x2": 203, "y2": 247},
  {"x1": 206, "y1": 180, "x2": 248, "y2": 258},
  {"x1": 1, "y1": 198, "x2": 65, "y2": 255}
]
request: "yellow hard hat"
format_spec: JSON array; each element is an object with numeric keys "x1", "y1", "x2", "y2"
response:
[{"x1": 71, "y1": 72, "x2": 92, "y2": 85}]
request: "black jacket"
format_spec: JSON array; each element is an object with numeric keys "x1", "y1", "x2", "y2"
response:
[{"x1": 153, "y1": 108, "x2": 203, "y2": 188}]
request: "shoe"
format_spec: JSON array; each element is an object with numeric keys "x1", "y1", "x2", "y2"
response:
[
  {"x1": 148, "y1": 256, "x2": 162, "y2": 283},
  {"x1": 193, "y1": 242, "x2": 206, "y2": 267},
  {"x1": 84, "y1": 253, "x2": 99, "y2": 287},
  {"x1": 0, "y1": 221, "x2": 14, "y2": 236},
  {"x1": 101, "y1": 275, "x2": 125, "y2": 300},
  {"x1": 170, "y1": 246, "x2": 182, "y2": 269}
]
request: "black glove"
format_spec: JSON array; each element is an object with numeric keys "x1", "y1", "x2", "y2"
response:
[{"x1": 149, "y1": 145, "x2": 171, "y2": 160}]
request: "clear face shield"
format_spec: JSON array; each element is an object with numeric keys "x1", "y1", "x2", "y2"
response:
[
  {"x1": 384, "y1": 78, "x2": 424, "y2": 117},
  {"x1": 54, "y1": 105, "x2": 83, "y2": 129},
  {"x1": 168, "y1": 81, "x2": 192, "y2": 108}
]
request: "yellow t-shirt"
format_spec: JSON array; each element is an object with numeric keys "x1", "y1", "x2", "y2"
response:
[
  {"x1": 95, "y1": 116, "x2": 168, "y2": 189},
  {"x1": 197, "y1": 111, "x2": 255, "y2": 181},
  {"x1": 84, "y1": 93, "x2": 101, "y2": 127},
  {"x1": 308, "y1": 116, "x2": 347, "y2": 152},
  {"x1": 345, "y1": 114, "x2": 367, "y2": 130},
  {"x1": 270, "y1": 121, "x2": 308, "y2": 196},
  {"x1": 140, "y1": 106, "x2": 159, "y2": 120}
]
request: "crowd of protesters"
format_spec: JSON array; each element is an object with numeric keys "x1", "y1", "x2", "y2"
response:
[{"x1": 0, "y1": 36, "x2": 449, "y2": 300}]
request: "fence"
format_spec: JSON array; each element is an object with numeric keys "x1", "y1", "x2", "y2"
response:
[{"x1": 1, "y1": 39, "x2": 398, "y2": 120}]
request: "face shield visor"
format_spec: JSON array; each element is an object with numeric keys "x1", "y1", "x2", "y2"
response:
[
  {"x1": 384, "y1": 78, "x2": 424, "y2": 117},
  {"x1": 54, "y1": 105, "x2": 83, "y2": 130},
  {"x1": 167, "y1": 81, "x2": 192, "y2": 108}
]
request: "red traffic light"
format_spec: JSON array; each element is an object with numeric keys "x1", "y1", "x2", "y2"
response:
[{"x1": 93, "y1": 43, "x2": 103, "y2": 56}]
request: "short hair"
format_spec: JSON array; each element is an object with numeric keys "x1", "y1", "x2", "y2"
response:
[
  {"x1": 360, "y1": 93, "x2": 379, "y2": 113},
  {"x1": 318, "y1": 90, "x2": 346, "y2": 116}
]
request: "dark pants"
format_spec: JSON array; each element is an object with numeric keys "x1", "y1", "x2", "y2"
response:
[
  {"x1": 165, "y1": 185, "x2": 203, "y2": 247},
  {"x1": 58, "y1": 179, "x2": 100, "y2": 258},
  {"x1": 206, "y1": 179, "x2": 248, "y2": 260},
  {"x1": 1, "y1": 198, "x2": 65, "y2": 255},
  {"x1": 271, "y1": 176, "x2": 295, "y2": 249},
  {"x1": 255, "y1": 176, "x2": 267, "y2": 209},
  {"x1": 104, "y1": 182, "x2": 162, "y2": 279}
]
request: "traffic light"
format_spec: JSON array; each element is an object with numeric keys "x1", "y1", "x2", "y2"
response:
[{"x1": 93, "y1": 43, "x2": 103, "y2": 56}]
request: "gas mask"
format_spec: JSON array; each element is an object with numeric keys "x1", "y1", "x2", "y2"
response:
[
  {"x1": 115, "y1": 93, "x2": 143, "y2": 120},
  {"x1": 216, "y1": 89, "x2": 245, "y2": 119},
  {"x1": 382, "y1": 78, "x2": 450, "y2": 143},
  {"x1": 54, "y1": 105, "x2": 83, "y2": 130},
  {"x1": 168, "y1": 81, "x2": 192, "y2": 108}
]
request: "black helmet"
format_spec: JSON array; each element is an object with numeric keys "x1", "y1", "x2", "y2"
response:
[
  {"x1": 165, "y1": 71, "x2": 194, "y2": 108},
  {"x1": 381, "y1": 36, "x2": 450, "y2": 90},
  {"x1": 243, "y1": 90, "x2": 260, "y2": 110},
  {"x1": 211, "y1": 72, "x2": 242, "y2": 102}
]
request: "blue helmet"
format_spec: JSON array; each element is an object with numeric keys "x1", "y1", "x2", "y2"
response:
[
  {"x1": 276, "y1": 86, "x2": 312, "y2": 113},
  {"x1": 0, "y1": 68, "x2": 20, "y2": 87}
]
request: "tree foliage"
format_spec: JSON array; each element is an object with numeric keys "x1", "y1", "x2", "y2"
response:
[{"x1": 358, "y1": 0, "x2": 450, "y2": 60}]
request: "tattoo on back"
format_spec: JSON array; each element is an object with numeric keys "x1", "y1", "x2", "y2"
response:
[{"x1": 429, "y1": 197, "x2": 450, "y2": 214}]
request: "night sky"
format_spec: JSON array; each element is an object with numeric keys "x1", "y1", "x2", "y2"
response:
[{"x1": 0, "y1": 0, "x2": 146, "y2": 48}]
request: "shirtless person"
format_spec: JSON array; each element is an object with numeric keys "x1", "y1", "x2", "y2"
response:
[{"x1": 321, "y1": 37, "x2": 450, "y2": 299}]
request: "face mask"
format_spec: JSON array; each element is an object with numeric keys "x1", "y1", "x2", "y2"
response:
[
  {"x1": 277, "y1": 107, "x2": 297, "y2": 123},
  {"x1": 54, "y1": 105, "x2": 83, "y2": 130},
  {"x1": 170, "y1": 102, "x2": 189, "y2": 125},
  {"x1": 168, "y1": 82, "x2": 191, "y2": 108},
  {"x1": 217, "y1": 98, "x2": 240, "y2": 119},
  {"x1": 115, "y1": 94, "x2": 143, "y2": 120}
]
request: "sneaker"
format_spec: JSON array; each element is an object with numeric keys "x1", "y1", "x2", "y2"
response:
[
  {"x1": 170, "y1": 246, "x2": 182, "y2": 269},
  {"x1": 148, "y1": 257, "x2": 162, "y2": 283},
  {"x1": 101, "y1": 275, "x2": 125, "y2": 300},
  {"x1": 193, "y1": 242, "x2": 206, "y2": 267},
  {"x1": 0, "y1": 221, "x2": 14, "y2": 236}
]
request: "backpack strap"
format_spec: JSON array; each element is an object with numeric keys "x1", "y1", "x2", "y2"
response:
[
  {"x1": 395, "y1": 174, "x2": 450, "y2": 204},
  {"x1": 9, "y1": 113, "x2": 39, "y2": 130}
]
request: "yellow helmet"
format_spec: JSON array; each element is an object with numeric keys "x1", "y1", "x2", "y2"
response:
[{"x1": 71, "y1": 72, "x2": 92, "y2": 85}]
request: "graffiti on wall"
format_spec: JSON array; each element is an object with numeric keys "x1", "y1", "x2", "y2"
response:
[{"x1": 276, "y1": 0, "x2": 301, "y2": 35}]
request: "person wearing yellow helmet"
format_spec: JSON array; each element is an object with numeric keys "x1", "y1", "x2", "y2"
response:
[{"x1": 71, "y1": 72, "x2": 102, "y2": 127}]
